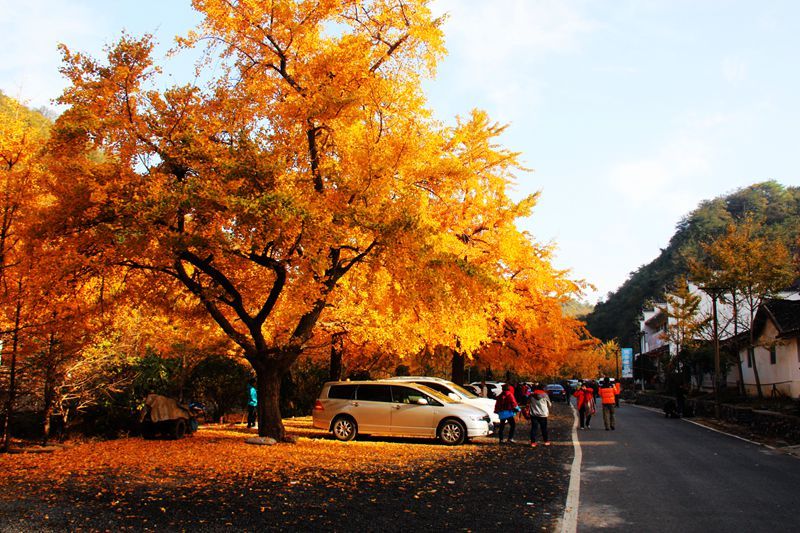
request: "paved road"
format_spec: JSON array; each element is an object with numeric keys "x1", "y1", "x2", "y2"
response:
[{"x1": 576, "y1": 403, "x2": 800, "y2": 532}]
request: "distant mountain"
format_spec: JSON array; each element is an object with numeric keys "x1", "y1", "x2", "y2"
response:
[
  {"x1": 562, "y1": 299, "x2": 593, "y2": 318},
  {"x1": 584, "y1": 181, "x2": 800, "y2": 349}
]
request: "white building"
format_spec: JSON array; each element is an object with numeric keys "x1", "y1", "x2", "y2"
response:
[
  {"x1": 731, "y1": 299, "x2": 800, "y2": 399},
  {"x1": 637, "y1": 281, "x2": 798, "y2": 392}
]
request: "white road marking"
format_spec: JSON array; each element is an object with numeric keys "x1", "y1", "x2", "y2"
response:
[
  {"x1": 629, "y1": 403, "x2": 779, "y2": 451},
  {"x1": 560, "y1": 405, "x2": 581, "y2": 533}
]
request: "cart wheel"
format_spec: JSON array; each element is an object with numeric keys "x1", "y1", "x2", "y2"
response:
[{"x1": 173, "y1": 419, "x2": 187, "y2": 439}]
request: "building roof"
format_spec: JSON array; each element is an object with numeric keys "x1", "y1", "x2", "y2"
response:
[
  {"x1": 644, "y1": 307, "x2": 667, "y2": 328},
  {"x1": 754, "y1": 299, "x2": 800, "y2": 339},
  {"x1": 640, "y1": 344, "x2": 669, "y2": 358}
]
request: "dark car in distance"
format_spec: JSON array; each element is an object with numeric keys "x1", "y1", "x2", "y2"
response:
[{"x1": 544, "y1": 384, "x2": 566, "y2": 402}]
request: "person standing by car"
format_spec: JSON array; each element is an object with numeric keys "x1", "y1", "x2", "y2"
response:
[
  {"x1": 599, "y1": 377, "x2": 616, "y2": 430},
  {"x1": 614, "y1": 379, "x2": 621, "y2": 407},
  {"x1": 494, "y1": 384, "x2": 519, "y2": 444},
  {"x1": 574, "y1": 382, "x2": 595, "y2": 429},
  {"x1": 529, "y1": 383, "x2": 552, "y2": 447},
  {"x1": 247, "y1": 378, "x2": 258, "y2": 429}
]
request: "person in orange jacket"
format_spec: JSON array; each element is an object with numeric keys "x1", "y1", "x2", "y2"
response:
[
  {"x1": 599, "y1": 377, "x2": 616, "y2": 430},
  {"x1": 613, "y1": 380, "x2": 621, "y2": 407}
]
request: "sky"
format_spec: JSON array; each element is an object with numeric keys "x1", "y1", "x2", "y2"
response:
[{"x1": 2, "y1": 0, "x2": 799, "y2": 302}]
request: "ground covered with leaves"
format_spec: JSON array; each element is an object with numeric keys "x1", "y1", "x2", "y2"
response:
[{"x1": 0, "y1": 405, "x2": 574, "y2": 532}]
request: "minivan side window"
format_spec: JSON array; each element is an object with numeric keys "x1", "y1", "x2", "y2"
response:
[
  {"x1": 328, "y1": 384, "x2": 357, "y2": 399},
  {"x1": 391, "y1": 385, "x2": 427, "y2": 404},
  {"x1": 392, "y1": 386, "x2": 443, "y2": 406},
  {"x1": 356, "y1": 384, "x2": 392, "y2": 402}
]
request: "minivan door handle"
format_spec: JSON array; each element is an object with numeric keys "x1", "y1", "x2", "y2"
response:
[
  {"x1": 392, "y1": 405, "x2": 402, "y2": 410},
  {"x1": 350, "y1": 401, "x2": 359, "y2": 407}
]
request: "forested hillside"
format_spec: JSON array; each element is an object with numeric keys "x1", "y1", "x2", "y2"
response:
[{"x1": 584, "y1": 182, "x2": 800, "y2": 348}]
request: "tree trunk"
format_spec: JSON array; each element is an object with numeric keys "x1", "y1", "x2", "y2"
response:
[
  {"x1": 749, "y1": 306, "x2": 763, "y2": 399},
  {"x1": 329, "y1": 332, "x2": 344, "y2": 382},
  {"x1": 254, "y1": 364, "x2": 287, "y2": 441},
  {"x1": 59, "y1": 407, "x2": 70, "y2": 443},
  {"x1": 41, "y1": 370, "x2": 55, "y2": 446},
  {"x1": 728, "y1": 292, "x2": 744, "y2": 396},
  {"x1": 450, "y1": 350, "x2": 465, "y2": 385},
  {"x1": 1, "y1": 297, "x2": 22, "y2": 452},
  {"x1": 751, "y1": 342, "x2": 763, "y2": 399},
  {"x1": 41, "y1": 333, "x2": 56, "y2": 446}
]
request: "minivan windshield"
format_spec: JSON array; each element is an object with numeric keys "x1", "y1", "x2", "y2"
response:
[{"x1": 448, "y1": 382, "x2": 479, "y2": 399}]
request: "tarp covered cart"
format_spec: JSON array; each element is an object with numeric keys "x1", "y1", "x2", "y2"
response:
[{"x1": 139, "y1": 394, "x2": 197, "y2": 440}]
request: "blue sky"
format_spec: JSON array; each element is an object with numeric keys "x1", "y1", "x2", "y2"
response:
[{"x1": 2, "y1": 0, "x2": 799, "y2": 301}]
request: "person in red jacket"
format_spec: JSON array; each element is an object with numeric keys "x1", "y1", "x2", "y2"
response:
[
  {"x1": 494, "y1": 384, "x2": 519, "y2": 444},
  {"x1": 573, "y1": 382, "x2": 595, "y2": 430},
  {"x1": 599, "y1": 377, "x2": 617, "y2": 430}
]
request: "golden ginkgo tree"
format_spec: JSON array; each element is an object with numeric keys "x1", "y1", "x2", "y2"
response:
[{"x1": 43, "y1": 0, "x2": 579, "y2": 440}]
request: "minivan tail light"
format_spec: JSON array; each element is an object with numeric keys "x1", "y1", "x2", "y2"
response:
[{"x1": 313, "y1": 400, "x2": 324, "y2": 411}]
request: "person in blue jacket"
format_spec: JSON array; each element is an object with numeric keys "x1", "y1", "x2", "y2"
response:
[{"x1": 247, "y1": 378, "x2": 258, "y2": 428}]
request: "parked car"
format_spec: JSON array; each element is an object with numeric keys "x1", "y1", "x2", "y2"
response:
[
  {"x1": 469, "y1": 381, "x2": 505, "y2": 399},
  {"x1": 462, "y1": 384, "x2": 482, "y2": 396},
  {"x1": 544, "y1": 384, "x2": 567, "y2": 402},
  {"x1": 386, "y1": 376, "x2": 500, "y2": 426},
  {"x1": 312, "y1": 380, "x2": 492, "y2": 445}
]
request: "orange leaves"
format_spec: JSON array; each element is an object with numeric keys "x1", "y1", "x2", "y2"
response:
[{"x1": 0, "y1": 418, "x2": 472, "y2": 496}]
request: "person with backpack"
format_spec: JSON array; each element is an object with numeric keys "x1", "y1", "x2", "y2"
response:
[
  {"x1": 528, "y1": 383, "x2": 552, "y2": 447},
  {"x1": 494, "y1": 384, "x2": 519, "y2": 444},
  {"x1": 573, "y1": 382, "x2": 595, "y2": 430}
]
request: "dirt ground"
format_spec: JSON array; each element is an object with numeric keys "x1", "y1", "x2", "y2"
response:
[{"x1": 0, "y1": 404, "x2": 575, "y2": 532}]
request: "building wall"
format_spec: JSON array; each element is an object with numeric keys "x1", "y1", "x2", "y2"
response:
[{"x1": 738, "y1": 320, "x2": 800, "y2": 398}]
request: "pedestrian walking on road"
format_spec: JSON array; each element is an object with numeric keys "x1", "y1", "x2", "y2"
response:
[
  {"x1": 529, "y1": 383, "x2": 552, "y2": 447},
  {"x1": 574, "y1": 382, "x2": 595, "y2": 429},
  {"x1": 494, "y1": 384, "x2": 519, "y2": 444},
  {"x1": 599, "y1": 377, "x2": 616, "y2": 430},
  {"x1": 675, "y1": 384, "x2": 686, "y2": 418}
]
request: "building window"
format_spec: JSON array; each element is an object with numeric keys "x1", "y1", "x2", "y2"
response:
[
  {"x1": 747, "y1": 347, "x2": 753, "y2": 368},
  {"x1": 769, "y1": 346, "x2": 777, "y2": 365}
]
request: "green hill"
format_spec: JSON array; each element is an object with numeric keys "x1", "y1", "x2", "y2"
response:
[{"x1": 584, "y1": 181, "x2": 800, "y2": 348}]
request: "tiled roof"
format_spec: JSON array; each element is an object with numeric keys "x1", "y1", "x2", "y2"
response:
[{"x1": 756, "y1": 299, "x2": 800, "y2": 338}]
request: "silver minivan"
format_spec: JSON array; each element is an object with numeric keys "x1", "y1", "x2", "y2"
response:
[{"x1": 312, "y1": 380, "x2": 492, "y2": 445}]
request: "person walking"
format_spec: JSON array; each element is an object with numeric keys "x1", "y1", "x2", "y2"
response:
[
  {"x1": 675, "y1": 384, "x2": 686, "y2": 418},
  {"x1": 574, "y1": 382, "x2": 595, "y2": 429},
  {"x1": 613, "y1": 379, "x2": 621, "y2": 407},
  {"x1": 529, "y1": 383, "x2": 552, "y2": 447},
  {"x1": 494, "y1": 384, "x2": 519, "y2": 444},
  {"x1": 599, "y1": 377, "x2": 616, "y2": 430},
  {"x1": 247, "y1": 378, "x2": 258, "y2": 428}
]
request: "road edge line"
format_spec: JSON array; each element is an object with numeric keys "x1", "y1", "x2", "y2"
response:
[{"x1": 560, "y1": 404, "x2": 581, "y2": 533}]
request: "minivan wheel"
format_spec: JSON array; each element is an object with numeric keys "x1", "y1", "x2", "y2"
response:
[
  {"x1": 332, "y1": 416, "x2": 357, "y2": 441},
  {"x1": 439, "y1": 419, "x2": 466, "y2": 445}
]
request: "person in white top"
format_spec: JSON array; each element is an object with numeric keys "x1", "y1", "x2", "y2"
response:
[{"x1": 528, "y1": 383, "x2": 552, "y2": 447}]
